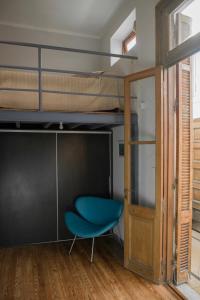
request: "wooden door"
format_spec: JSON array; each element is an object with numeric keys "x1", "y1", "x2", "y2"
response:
[{"x1": 124, "y1": 67, "x2": 164, "y2": 283}]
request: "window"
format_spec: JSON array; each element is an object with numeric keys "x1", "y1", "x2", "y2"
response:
[
  {"x1": 156, "y1": 0, "x2": 200, "y2": 67},
  {"x1": 110, "y1": 9, "x2": 136, "y2": 66},
  {"x1": 122, "y1": 31, "x2": 136, "y2": 54},
  {"x1": 170, "y1": 0, "x2": 200, "y2": 51}
]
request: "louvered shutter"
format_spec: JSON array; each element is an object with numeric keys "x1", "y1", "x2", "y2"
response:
[{"x1": 175, "y1": 57, "x2": 192, "y2": 284}]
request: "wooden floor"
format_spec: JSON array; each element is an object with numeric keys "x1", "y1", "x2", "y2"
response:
[{"x1": 0, "y1": 237, "x2": 179, "y2": 300}]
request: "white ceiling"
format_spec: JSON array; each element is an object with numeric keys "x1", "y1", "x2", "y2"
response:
[{"x1": 0, "y1": 0, "x2": 130, "y2": 38}]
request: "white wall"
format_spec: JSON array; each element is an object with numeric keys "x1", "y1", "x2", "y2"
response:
[
  {"x1": 100, "y1": 0, "x2": 160, "y2": 240},
  {"x1": 0, "y1": 24, "x2": 101, "y2": 71}
]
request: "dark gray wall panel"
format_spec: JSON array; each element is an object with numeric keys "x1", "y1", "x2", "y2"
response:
[
  {"x1": 58, "y1": 134, "x2": 110, "y2": 240},
  {"x1": 0, "y1": 133, "x2": 57, "y2": 246}
]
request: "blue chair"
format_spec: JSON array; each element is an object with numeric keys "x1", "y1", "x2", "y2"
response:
[{"x1": 64, "y1": 196, "x2": 123, "y2": 262}]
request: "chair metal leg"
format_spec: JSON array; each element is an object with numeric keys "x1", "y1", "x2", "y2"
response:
[
  {"x1": 90, "y1": 238, "x2": 95, "y2": 263},
  {"x1": 116, "y1": 225, "x2": 123, "y2": 248},
  {"x1": 69, "y1": 235, "x2": 76, "y2": 255}
]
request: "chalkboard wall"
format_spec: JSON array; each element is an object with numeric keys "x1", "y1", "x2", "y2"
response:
[{"x1": 0, "y1": 132, "x2": 111, "y2": 246}]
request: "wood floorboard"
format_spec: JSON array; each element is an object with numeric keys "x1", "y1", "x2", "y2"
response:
[{"x1": 0, "y1": 237, "x2": 179, "y2": 300}]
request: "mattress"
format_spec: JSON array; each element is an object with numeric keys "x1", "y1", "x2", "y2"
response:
[{"x1": 0, "y1": 70, "x2": 124, "y2": 112}]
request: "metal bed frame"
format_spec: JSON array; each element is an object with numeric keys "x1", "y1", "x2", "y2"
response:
[{"x1": 0, "y1": 40, "x2": 138, "y2": 129}]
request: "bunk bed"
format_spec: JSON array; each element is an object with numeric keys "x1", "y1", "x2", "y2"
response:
[{"x1": 0, "y1": 40, "x2": 137, "y2": 130}]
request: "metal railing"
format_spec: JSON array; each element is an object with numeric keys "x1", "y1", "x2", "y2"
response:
[{"x1": 0, "y1": 40, "x2": 137, "y2": 111}]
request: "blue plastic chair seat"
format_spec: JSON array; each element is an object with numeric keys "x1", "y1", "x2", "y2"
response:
[{"x1": 65, "y1": 211, "x2": 118, "y2": 238}]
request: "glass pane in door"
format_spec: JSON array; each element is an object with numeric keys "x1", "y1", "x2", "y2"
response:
[
  {"x1": 131, "y1": 144, "x2": 156, "y2": 207},
  {"x1": 130, "y1": 76, "x2": 155, "y2": 141}
]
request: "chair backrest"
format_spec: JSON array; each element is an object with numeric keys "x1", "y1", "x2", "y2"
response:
[{"x1": 75, "y1": 196, "x2": 123, "y2": 225}]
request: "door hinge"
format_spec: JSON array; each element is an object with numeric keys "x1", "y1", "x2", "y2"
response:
[
  {"x1": 172, "y1": 258, "x2": 177, "y2": 270},
  {"x1": 162, "y1": 198, "x2": 166, "y2": 214},
  {"x1": 173, "y1": 99, "x2": 179, "y2": 112},
  {"x1": 172, "y1": 258, "x2": 177, "y2": 283},
  {"x1": 172, "y1": 178, "x2": 178, "y2": 190},
  {"x1": 161, "y1": 259, "x2": 166, "y2": 275}
]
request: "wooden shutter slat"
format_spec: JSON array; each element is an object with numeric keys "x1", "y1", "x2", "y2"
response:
[
  {"x1": 175, "y1": 58, "x2": 192, "y2": 284},
  {"x1": 192, "y1": 113, "x2": 200, "y2": 222}
]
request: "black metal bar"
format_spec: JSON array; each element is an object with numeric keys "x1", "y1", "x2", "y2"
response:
[
  {"x1": 0, "y1": 87, "x2": 137, "y2": 100},
  {"x1": 0, "y1": 88, "x2": 38, "y2": 92},
  {"x1": 0, "y1": 40, "x2": 138, "y2": 60},
  {"x1": 43, "y1": 89, "x2": 126, "y2": 99},
  {"x1": 0, "y1": 87, "x2": 120, "y2": 98},
  {"x1": 0, "y1": 65, "x2": 38, "y2": 72},
  {"x1": 0, "y1": 65, "x2": 124, "y2": 79},
  {"x1": 38, "y1": 47, "x2": 42, "y2": 111},
  {"x1": 41, "y1": 68, "x2": 124, "y2": 79}
]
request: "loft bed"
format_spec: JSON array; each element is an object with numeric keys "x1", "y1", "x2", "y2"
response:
[
  {"x1": 0, "y1": 40, "x2": 138, "y2": 130},
  {"x1": 0, "y1": 41, "x2": 139, "y2": 251}
]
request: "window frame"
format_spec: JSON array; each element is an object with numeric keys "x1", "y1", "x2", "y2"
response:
[
  {"x1": 122, "y1": 31, "x2": 136, "y2": 54},
  {"x1": 156, "y1": 0, "x2": 200, "y2": 67}
]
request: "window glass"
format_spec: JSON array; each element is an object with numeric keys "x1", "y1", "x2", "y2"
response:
[{"x1": 122, "y1": 32, "x2": 136, "y2": 54}]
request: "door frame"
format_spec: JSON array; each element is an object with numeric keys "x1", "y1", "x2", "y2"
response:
[{"x1": 156, "y1": 0, "x2": 199, "y2": 283}]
